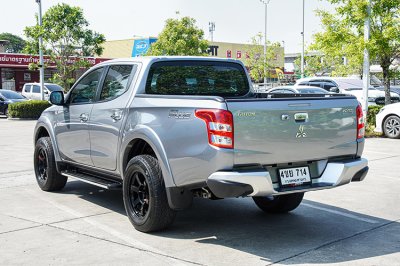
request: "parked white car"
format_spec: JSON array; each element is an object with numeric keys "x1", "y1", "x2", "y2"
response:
[
  {"x1": 295, "y1": 77, "x2": 399, "y2": 106},
  {"x1": 267, "y1": 85, "x2": 329, "y2": 94},
  {"x1": 375, "y1": 103, "x2": 400, "y2": 138},
  {"x1": 22, "y1": 83, "x2": 63, "y2": 100}
]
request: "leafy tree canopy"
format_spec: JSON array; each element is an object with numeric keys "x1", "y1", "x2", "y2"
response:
[
  {"x1": 146, "y1": 16, "x2": 209, "y2": 56},
  {"x1": 24, "y1": 3, "x2": 105, "y2": 91},
  {"x1": 0, "y1": 32, "x2": 26, "y2": 53},
  {"x1": 311, "y1": 0, "x2": 400, "y2": 105},
  {"x1": 244, "y1": 33, "x2": 281, "y2": 82}
]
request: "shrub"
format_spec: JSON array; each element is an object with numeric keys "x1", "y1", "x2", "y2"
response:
[
  {"x1": 365, "y1": 105, "x2": 384, "y2": 137},
  {"x1": 8, "y1": 100, "x2": 51, "y2": 119}
]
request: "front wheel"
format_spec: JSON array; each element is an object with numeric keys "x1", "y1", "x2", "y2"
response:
[
  {"x1": 253, "y1": 193, "x2": 304, "y2": 214},
  {"x1": 123, "y1": 155, "x2": 176, "y2": 232},
  {"x1": 383, "y1": 115, "x2": 400, "y2": 139},
  {"x1": 34, "y1": 137, "x2": 67, "y2": 191}
]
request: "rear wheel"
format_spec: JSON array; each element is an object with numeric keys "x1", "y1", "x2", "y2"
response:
[
  {"x1": 4, "y1": 107, "x2": 8, "y2": 117},
  {"x1": 34, "y1": 137, "x2": 67, "y2": 191},
  {"x1": 123, "y1": 155, "x2": 176, "y2": 232},
  {"x1": 253, "y1": 193, "x2": 304, "y2": 213},
  {"x1": 383, "y1": 115, "x2": 400, "y2": 139}
]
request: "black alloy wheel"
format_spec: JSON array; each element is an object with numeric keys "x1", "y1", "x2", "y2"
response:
[
  {"x1": 128, "y1": 171, "x2": 150, "y2": 219},
  {"x1": 36, "y1": 147, "x2": 48, "y2": 183},
  {"x1": 34, "y1": 137, "x2": 67, "y2": 191},
  {"x1": 123, "y1": 155, "x2": 176, "y2": 232}
]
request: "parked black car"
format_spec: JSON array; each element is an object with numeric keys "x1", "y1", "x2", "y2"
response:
[{"x1": 0, "y1": 90, "x2": 28, "y2": 117}]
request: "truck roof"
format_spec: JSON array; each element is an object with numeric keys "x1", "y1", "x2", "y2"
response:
[{"x1": 96, "y1": 56, "x2": 244, "y2": 67}]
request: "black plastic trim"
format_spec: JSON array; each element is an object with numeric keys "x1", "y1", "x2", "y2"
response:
[
  {"x1": 166, "y1": 187, "x2": 193, "y2": 210},
  {"x1": 207, "y1": 179, "x2": 253, "y2": 198},
  {"x1": 351, "y1": 166, "x2": 369, "y2": 182}
]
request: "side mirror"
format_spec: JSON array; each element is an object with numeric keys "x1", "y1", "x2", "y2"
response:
[
  {"x1": 329, "y1": 87, "x2": 340, "y2": 93},
  {"x1": 0, "y1": 97, "x2": 4, "y2": 102},
  {"x1": 49, "y1": 91, "x2": 64, "y2": 106}
]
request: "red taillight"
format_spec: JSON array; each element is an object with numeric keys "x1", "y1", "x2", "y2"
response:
[
  {"x1": 356, "y1": 104, "x2": 365, "y2": 139},
  {"x1": 195, "y1": 109, "x2": 234, "y2": 149}
]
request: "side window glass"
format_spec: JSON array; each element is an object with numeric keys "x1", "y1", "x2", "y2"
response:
[
  {"x1": 299, "y1": 82, "x2": 308, "y2": 86},
  {"x1": 32, "y1": 85, "x2": 40, "y2": 93},
  {"x1": 309, "y1": 81, "x2": 323, "y2": 88},
  {"x1": 24, "y1": 85, "x2": 31, "y2": 93},
  {"x1": 323, "y1": 82, "x2": 336, "y2": 91},
  {"x1": 100, "y1": 65, "x2": 134, "y2": 101},
  {"x1": 70, "y1": 68, "x2": 103, "y2": 104}
]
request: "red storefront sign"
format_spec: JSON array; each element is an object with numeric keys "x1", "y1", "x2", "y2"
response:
[{"x1": 0, "y1": 53, "x2": 110, "y2": 68}]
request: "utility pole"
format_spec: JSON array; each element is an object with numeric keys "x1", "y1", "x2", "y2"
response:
[
  {"x1": 36, "y1": 0, "x2": 45, "y2": 101},
  {"x1": 362, "y1": 0, "x2": 371, "y2": 121},
  {"x1": 209, "y1": 22, "x2": 215, "y2": 42},
  {"x1": 260, "y1": 0, "x2": 271, "y2": 85},
  {"x1": 301, "y1": 0, "x2": 305, "y2": 78}
]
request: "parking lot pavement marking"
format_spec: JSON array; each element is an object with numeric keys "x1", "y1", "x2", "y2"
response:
[
  {"x1": 24, "y1": 189, "x2": 194, "y2": 266},
  {"x1": 368, "y1": 155, "x2": 400, "y2": 162},
  {"x1": 302, "y1": 203, "x2": 379, "y2": 224},
  {"x1": 364, "y1": 150, "x2": 397, "y2": 155}
]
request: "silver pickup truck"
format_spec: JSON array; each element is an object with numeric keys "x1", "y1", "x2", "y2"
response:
[{"x1": 33, "y1": 57, "x2": 368, "y2": 232}]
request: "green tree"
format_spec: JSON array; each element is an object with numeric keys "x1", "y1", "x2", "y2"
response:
[
  {"x1": 244, "y1": 33, "x2": 281, "y2": 82},
  {"x1": 24, "y1": 3, "x2": 105, "y2": 91},
  {"x1": 0, "y1": 33, "x2": 26, "y2": 53},
  {"x1": 146, "y1": 16, "x2": 209, "y2": 56},
  {"x1": 293, "y1": 52, "x2": 354, "y2": 77},
  {"x1": 312, "y1": 0, "x2": 400, "y2": 105}
]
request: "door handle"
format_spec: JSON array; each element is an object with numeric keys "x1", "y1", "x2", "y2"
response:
[
  {"x1": 79, "y1": 113, "x2": 89, "y2": 122},
  {"x1": 111, "y1": 110, "x2": 123, "y2": 122}
]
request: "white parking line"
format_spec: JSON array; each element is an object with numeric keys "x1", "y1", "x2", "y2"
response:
[
  {"x1": 25, "y1": 189, "x2": 189, "y2": 266},
  {"x1": 302, "y1": 203, "x2": 379, "y2": 224}
]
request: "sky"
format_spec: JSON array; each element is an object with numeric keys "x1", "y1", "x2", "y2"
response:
[{"x1": 1, "y1": 0, "x2": 334, "y2": 54}]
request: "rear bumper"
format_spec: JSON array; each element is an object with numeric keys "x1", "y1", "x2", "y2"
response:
[{"x1": 207, "y1": 158, "x2": 368, "y2": 198}]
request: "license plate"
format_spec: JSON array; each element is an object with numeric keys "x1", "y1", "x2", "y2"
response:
[{"x1": 279, "y1": 166, "x2": 311, "y2": 186}]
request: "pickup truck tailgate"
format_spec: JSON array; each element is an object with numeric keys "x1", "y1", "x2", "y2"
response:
[{"x1": 226, "y1": 97, "x2": 359, "y2": 165}]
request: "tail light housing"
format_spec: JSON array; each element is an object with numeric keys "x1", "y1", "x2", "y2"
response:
[
  {"x1": 195, "y1": 109, "x2": 234, "y2": 149},
  {"x1": 356, "y1": 104, "x2": 365, "y2": 139}
]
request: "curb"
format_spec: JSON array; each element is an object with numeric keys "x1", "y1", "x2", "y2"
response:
[{"x1": 7, "y1": 117, "x2": 37, "y2": 121}]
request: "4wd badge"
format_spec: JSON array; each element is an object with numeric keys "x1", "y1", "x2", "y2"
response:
[{"x1": 296, "y1": 125, "x2": 307, "y2": 138}]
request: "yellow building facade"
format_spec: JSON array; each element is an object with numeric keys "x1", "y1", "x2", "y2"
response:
[{"x1": 101, "y1": 38, "x2": 284, "y2": 69}]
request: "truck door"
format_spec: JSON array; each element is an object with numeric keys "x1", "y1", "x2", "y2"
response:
[
  {"x1": 89, "y1": 64, "x2": 138, "y2": 171},
  {"x1": 55, "y1": 67, "x2": 105, "y2": 166},
  {"x1": 31, "y1": 85, "x2": 41, "y2": 100}
]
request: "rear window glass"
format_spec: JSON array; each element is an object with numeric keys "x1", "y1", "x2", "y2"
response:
[
  {"x1": 45, "y1": 84, "x2": 63, "y2": 92},
  {"x1": 145, "y1": 61, "x2": 249, "y2": 97},
  {"x1": 0, "y1": 90, "x2": 25, "y2": 99}
]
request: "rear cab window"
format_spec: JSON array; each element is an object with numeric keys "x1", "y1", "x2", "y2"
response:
[
  {"x1": 24, "y1": 85, "x2": 32, "y2": 93},
  {"x1": 145, "y1": 60, "x2": 250, "y2": 98},
  {"x1": 32, "y1": 85, "x2": 40, "y2": 93}
]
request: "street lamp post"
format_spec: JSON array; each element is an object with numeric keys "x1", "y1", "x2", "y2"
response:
[
  {"x1": 301, "y1": 0, "x2": 305, "y2": 78},
  {"x1": 362, "y1": 0, "x2": 371, "y2": 121},
  {"x1": 260, "y1": 0, "x2": 270, "y2": 85},
  {"x1": 35, "y1": 0, "x2": 45, "y2": 101}
]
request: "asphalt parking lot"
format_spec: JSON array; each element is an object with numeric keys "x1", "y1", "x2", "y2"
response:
[{"x1": 0, "y1": 118, "x2": 399, "y2": 265}]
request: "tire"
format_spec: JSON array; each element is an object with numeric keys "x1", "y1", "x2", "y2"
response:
[
  {"x1": 123, "y1": 155, "x2": 176, "y2": 232},
  {"x1": 383, "y1": 115, "x2": 400, "y2": 139},
  {"x1": 4, "y1": 107, "x2": 8, "y2": 117},
  {"x1": 253, "y1": 193, "x2": 304, "y2": 214},
  {"x1": 34, "y1": 137, "x2": 67, "y2": 191}
]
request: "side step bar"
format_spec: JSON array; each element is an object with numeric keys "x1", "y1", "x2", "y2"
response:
[{"x1": 61, "y1": 170, "x2": 122, "y2": 190}]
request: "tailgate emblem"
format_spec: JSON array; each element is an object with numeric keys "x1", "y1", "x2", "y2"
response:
[{"x1": 296, "y1": 125, "x2": 307, "y2": 138}]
